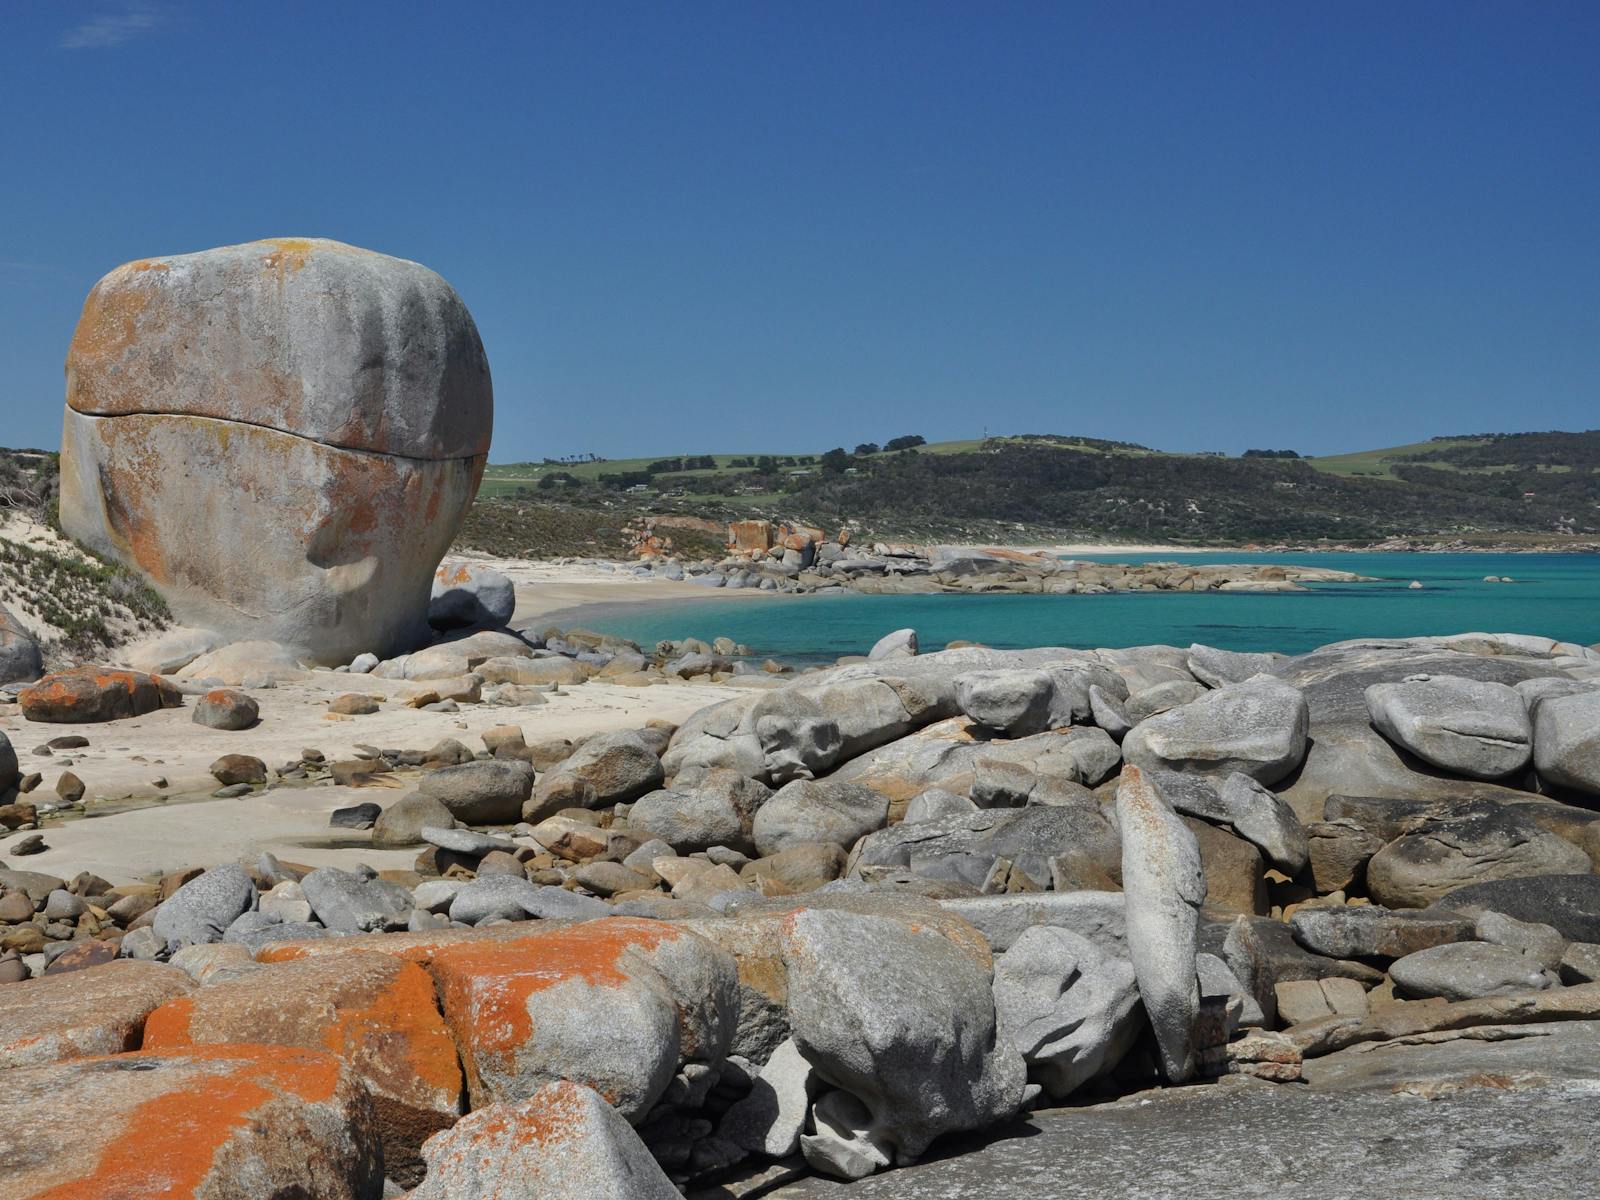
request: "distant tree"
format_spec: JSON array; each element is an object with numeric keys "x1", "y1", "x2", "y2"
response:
[
  {"x1": 821, "y1": 447, "x2": 852, "y2": 473},
  {"x1": 1242, "y1": 448, "x2": 1301, "y2": 459},
  {"x1": 755, "y1": 455, "x2": 778, "y2": 472},
  {"x1": 884, "y1": 434, "x2": 926, "y2": 452},
  {"x1": 854, "y1": 442, "x2": 880, "y2": 456}
]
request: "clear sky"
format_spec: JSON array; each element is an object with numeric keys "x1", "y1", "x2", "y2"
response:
[{"x1": 3, "y1": 2, "x2": 1598, "y2": 462}]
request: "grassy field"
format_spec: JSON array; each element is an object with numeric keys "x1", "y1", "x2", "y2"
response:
[{"x1": 1305, "y1": 438, "x2": 1488, "y2": 479}]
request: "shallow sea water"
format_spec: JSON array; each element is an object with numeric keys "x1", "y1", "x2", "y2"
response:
[{"x1": 574, "y1": 552, "x2": 1600, "y2": 663}]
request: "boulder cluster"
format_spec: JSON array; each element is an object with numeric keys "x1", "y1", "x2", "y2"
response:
[
  {"x1": 625, "y1": 526, "x2": 1377, "y2": 595},
  {"x1": 1, "y1": 628, "x2": 1598, "y2": 1197}
]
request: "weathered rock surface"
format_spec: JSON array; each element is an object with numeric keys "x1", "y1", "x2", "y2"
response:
[
  {"x1": 1146, "y1": 769, "x2": 1308, "y2": 872},
  {"x1": 852, "y1": 805, "x2": 1120, "y2": 891},
  {"x1": 0, "y1": 1044, "x2": 383, "y2": 1198},
  {"x1": 1289, "y1": 904, "x2": 1475, "y2": 960},
  {"x1": 429, "y1": 919, "x2": 737, "y2": 1117},
  {"x1": 152, "y1": 863, "x2": 258, "y2": 950},
  {"x1": 59, "y1": 237, "x2": 492, "y2": 663},
  {"x1": 530, "y1": 730, "x2": 664, "y2": 818},
  {"x1": 1116, "y1": 766, "x2": 1205, "y2": 1082},
  {"x1": 1389, "y1": 942, "x2": 1552, "y2": 1001},
  {"x1": 1365, "y1": 675, "x2": 1532, "y2": 779},
  {"x1": 992, "y1": 926, "x2": 1142, "y2": 1099},
  {"x1": 419, "y1": 759, "x2": 534, "y2": 825},
  {"x1": 754, "y1": 778, "x2": 891, "y2": 856},
  {"x1": 1122, "y1": 680, "x2": 1309, "y2": 785},
  {"x1": 1433, "y1": 874, "x2": 1600, "y2": 943},
  {"x1": 1365, "y1": 800, "x2": 1591, "y2": 908},
  {"x1": 1533, "y1": 691, "x2": 1600, "y2": 795},
  {"x1": 429, "y1": 560, "x2": 515, "y2": 631},
  {"x1": 19, "y1": 665, "x2": 181, "y2": 723},
  {"x1": 300, "y1": 867, "x2": 413, "y2": 933},
  {"x1": 780, "y1": 906, "x2": 1026, "y2": 1173},
  {"x1": 0, "y1": 603, "x2": 43, "y2": 685},
  {"x1": 411, "y1": 1080, "x2": 680, "y2": 1200},
  {"x1": 627, "y1": 770, "x2": 772, "y2": 854},
  {"x1": 192, "y1": 687, "x2": 260, "y2": 730},
  {"x1": 143, "y1": 949, "x2": 462, "y2": 1185},
  {"x1": 0, "y1": 960, "x2": 194, "y2": 1069}
]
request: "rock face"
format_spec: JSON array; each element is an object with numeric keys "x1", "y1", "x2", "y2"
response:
[
  {"x1": 58, "y1": 238, "x2": 492, "y2": 664},
  {"x1": 0, "y1": 960, "x2": 194, "y2": 1069},
  {"x1": 1116, "y1": 766, "x2": 1205, "y2": 1082},
  {"x1": 429, "y1": 920, "x2": 737, "y2": 1118},
  {"x1": 0, "y1": 1046, "x2": 384, "y2": 1199},
  {"x1": 1533, "y1": 691, "x2": 1600, "y2": 795},
  {"x1": 1365, "y1": 801, "x2": 1591, "y2": 908},
  {"x1": 1389, "y1": 942, "x2": 1553, "y2": 1001}
]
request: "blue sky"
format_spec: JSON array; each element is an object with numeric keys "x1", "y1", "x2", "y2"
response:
[{"x1": 3, "y1": 2, "x2": 1597, "y2": 461}]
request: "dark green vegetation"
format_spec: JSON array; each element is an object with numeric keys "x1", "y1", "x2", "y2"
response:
[{"x1": 471, "y1": 431, "x2": 1600, "y2": 553}]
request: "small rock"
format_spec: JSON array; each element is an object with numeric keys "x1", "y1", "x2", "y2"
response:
[
  {"x1": 329, "y1": 803, "x2": 382, "y2": 830},
  {"x1": 210, "y1": 754, "x2": 267, "y2": 786},
  {"x1": 192, "y1": 688, "x2": 261, "y2": 731}
]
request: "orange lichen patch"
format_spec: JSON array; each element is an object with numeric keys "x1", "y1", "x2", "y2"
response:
[
  {"x1": 127, "y1": 259, "x2": 171, "y2": 273},
  {"x1": 261, "y1": 237, "x2": 316, "y2": 277},
  {"x1": 427, "y1": 921, "x2": 683, "y2": 1096},
  {"x1": 65, "y1": 274, "x2": 157, "y2": 408},
  {"x1": 143, "y1": 956, "x2": 461, "y2": 1107},
  {"x1": 141, "y1": 995, "x2": 196, "y2": 1046},
  {"x1": 26, "y1": 1045, "x2": 345, "y2": 1200}
]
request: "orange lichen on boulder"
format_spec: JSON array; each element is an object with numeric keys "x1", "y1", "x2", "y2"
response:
[
  {"x1": 0, "y1": 959, "x2": 195, "y2": 1071},
  {"x1": 18, "y1": 665, "x2": 181, "y2": 724},
  {"x1": 426, "y1": 919, "x2": 699, "y2": 1116},
  {"x1": 0, "y1": 1044, "x2": 382, "y2": 1200},
  {"x1": 143, "y1": 950, "x2": 461, "y2": 1188}
]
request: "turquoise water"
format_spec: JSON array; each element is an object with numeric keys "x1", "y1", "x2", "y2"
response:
[{"x1": 572, "y1": 553, "x2": 1600, "y2": 662}]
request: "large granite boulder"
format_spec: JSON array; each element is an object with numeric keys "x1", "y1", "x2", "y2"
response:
[
  {"x1": 1533, "y1": 691, "x2": 1600, "y2": 796},
  {"x1": 0, "y1": 1044, "x2": 383, "y2": 1199},
  {"x1": 1122, "y1": 680, "x2": 1309, "y2": 785},
  {"x1": 1270, "y1": 643, "x2": 1561, "y2": 822},
  {"x1": 58, "y1": 238, "x2": 492, "y2": 664},
  {"x1": 1364, "y1": 675, "x2": 1532, "y2": 779},
  {"x1": 991, "y1": 926, "x2": 1142, "y2": 1100},
  {"x1": 429, "y1": 560, "x2": 516, "y2": 631},
  {"x1": 780, "y1": 907, "x2": 1026, "y2": 1175}
]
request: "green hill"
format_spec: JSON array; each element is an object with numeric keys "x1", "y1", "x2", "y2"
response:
[{"x1": 468, "y1": 430, "x2": 1600, "y2": 553}]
